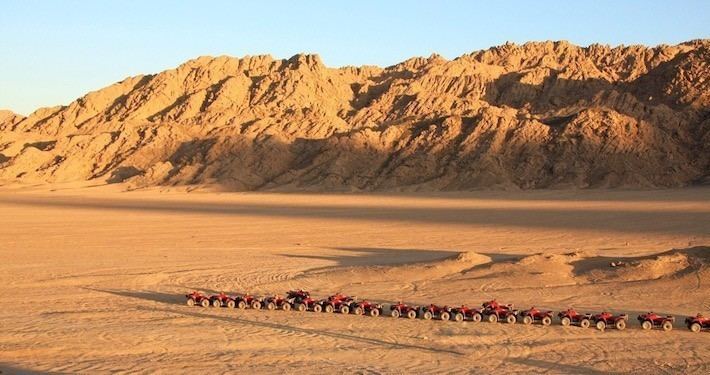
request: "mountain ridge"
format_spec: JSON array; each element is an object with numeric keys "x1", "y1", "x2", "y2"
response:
[{"x1": 1, "y1": 40, "x2": 708, "y2": 190}]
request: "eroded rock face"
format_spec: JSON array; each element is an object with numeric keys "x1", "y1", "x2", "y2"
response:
[{"x1": 1, "y1": 40, "x2": 708, "y2": 190}]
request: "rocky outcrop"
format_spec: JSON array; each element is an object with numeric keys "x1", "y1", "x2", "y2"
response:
[{"x1": 1, "y1": 40, "x2": 708, "y2": 190}]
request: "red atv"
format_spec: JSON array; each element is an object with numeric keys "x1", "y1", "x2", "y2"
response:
[
  {"x1": 519, "y1": 307, "x2": 553, "y2": 326},
  {"x1": 419, "y1": 304, "x2": 453, "y2": 321},
  {"x1": 210, "y1": 292, "x2": 238, "y2": 308},
  {"x1": 558, "y1": 308, "x2": 592, "y2": 328},
  {"x1": 592, "y1": 312, "x2": 628, "y2": 330},
  {"x1": 287, "y1": 290, "x2": 322, "y2": 312},
  {"x1": 389, "y1": 302, "x2": 419, "y2": 319},
  {"x1": 320, "y1": 293, "x2": 354, "y2": 314},
  {"x1": 262, "y1": 295, "x2": 292, "y2": 311},
  {"x1": 449, "y1": 305, "x2": 483, "y2": 322},
  {"x1": 637, "y1": 312, "x2": 674, "y2": 331},
  {"x1": 482, "y1": 300, "x2": 519, "y2": 324},
  {"x1": 685, "y1": 313, "x2": 710, "y2": 333},
  {"x1": 350, "y1": 300, "x2": 383, "y2": 317},
  {"x1": 235, "y1": 293, "x2": 263, "y2": 309},
  {"x1": 185, "y1": 291, "x2": 211, "y2": 308}
]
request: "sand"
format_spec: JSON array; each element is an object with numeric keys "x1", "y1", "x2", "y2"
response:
[{"x1": 0, "y1": 186, "x2": 708, "y2": 374}]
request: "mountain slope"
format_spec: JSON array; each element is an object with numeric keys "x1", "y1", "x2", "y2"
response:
[{"x1": 1, "y1": 40, "x2": 708, "y2": 190}]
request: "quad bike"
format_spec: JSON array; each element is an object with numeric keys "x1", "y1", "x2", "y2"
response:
[
  {"x1": 389, "y1": 302, "x2": 419, "y2": 319},
  {"x1": 558, "y1": 308, "x2": 592, "y2": 328},
  {"x1": 235, "y1": 293, "x2": 263, "y2": 310},
  {"x1": 449, "y1": 305, "x2": 483, "y2": 322},
  {"x1": 637, "y1": 312, "x2": 674, "y2": 331},
  {"x1": 286, "y1": 290, "x2": 323, "y2": 312},
  {"x1": 419, "y1": 304, "x2": 454, "y2": 321},
  {"x1": 185, "y1": 291, "x2": 211, "y2": 308},
  {"x1": 320, "y1": 293, "x2": 355, "y2": 314},
  {"x1": 592, "y1": 312, "x2": 628, "y2": 331},
  {"x1": 519, "y1": 307, "x2": 553, "y2": 326},
  {"x1": 210, "y1": 292, "x2": 238, "y2": 308},
  {"x1": 482, "y1": 300, "x2": 519, "y2": 324},
  {"x1": 262, "y1": 295, "x2": 292, "y2": 311},
  {"x1": 350, "y1": 300, "x2": 383, "y2": 317},
  {"x1": 685, "y1": 313, "x2": 710, "y2": 333}
]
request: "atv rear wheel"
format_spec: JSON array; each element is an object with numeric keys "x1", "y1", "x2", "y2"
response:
[
  {"x1": 423, "y1": 311, "x2": 433, "y2": 320},
  {"x1": 324, "y1": 304, "x2": 334, "y2": 313},
  {"x1": 201, "y1": 299, "x2": 210, "y2": 308},
  {"x1": 212, "y1": 299, "x2": 221, "y2": 308},
  {"x1": 471, "y1": 313, "x2": 482, "y2": 323},
  {"x1": 522, "y1": 315, "x2": 533, "y2": 325},
  {"x1": 406, "y1": 310, "x2": 417, "y2": 319},
  {"x1": 186, "y1": 298, "x2": 195, "y2": 307},
  {"x1": 580, "y1": 319, "x2": 590, "y2": 328},
  {"x1": 615, "y1": 319, "x2": 626, "y2": 330},
  {"x1": 487, "y1": 314, "x2": 498, "y2": 323},
  {"x1": 282, "y1": 303, "x2": 292, "y2": 311},
  {"x1": 370, "y1": 308, "x2": 380, "y2": 317},
  {"x1": 226, "y1": 300, "x2": 236, "y2": 309},
  {"x1": 440, "y1": 312, "x2": 450, "y2": 321},
  {"x1": 340, "y1": 305, "x2": 350, "y2": 314},
  {"x1": 690, "y1": 322, "x2": 701, "y2": 333},
  {"x1": 353, "y1": 307, "x2": 363, "y2": 315},
  {"x1": 542, "y1": 316, "x2": 552, "y2": 326},
  {"x1": 266, "y1": 302, "x2": 276, "y2": 310},
  {"x1": 251, "y1": 301, "x2": 262, "y2": 309},
  {"x1": 391, "y1": 309, "x2": 400, "y2": 318},
  {"x1": 662, "y1": 321, "x2": 673, "y2": 331},
  {"x1": 506, "y1": 314, "x2": 517, "y2": 324},
  {"x1": 596, "y1": 320, "x2": 606, "y2": 330},
  {"x1": 296, "y1": 303, "x2": 307, "y2": 312},
  {"x1": 313, "y1": 304, "x2": 323, "y2": 313},
  {"x1": 560, "y1": 317, "x2": 571, "y2": 326},
  {"x1": 641, "y1": 320, "x2": 652, "y2": 330},
  {"x1": 454, "y1": 313, "x2": 464, "y2": 322},
  {"x1": 237, "y1": 300, "x2": 247, "y2": 309}
]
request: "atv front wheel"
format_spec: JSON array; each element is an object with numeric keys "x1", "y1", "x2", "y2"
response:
[
  {"x1": 324, "y1": 304, "x2": 334, "y2": 313},
  {"x1": 391, "y1": 309, "x2": 400, "y2": 318},
  {"x1": 186, "y1": 298, "x2": 195, "y2": 307},
  {"x1": 487, "y1": 314, "x2": 498, "y2": 323},
  {"x1": 662, "y1": 321, "x2": 673, "y2": 331},
  {"x1": 406, "y1": 310, "x2": 417, "y2": 319},
  {"x1": 454, "y1": 313, "x2": 464, "y2": 322},
  {"x1": 580, "y1": 319, "x2": 590, "y2": 329},
  {"x1": 596, "y1": 320, "x2": 606, "y2": 330},
  {"x1": 471, "y1": 313, "x2": 482, "y2": 323},
  {"x1": 282, "y1": 303, "x2": 292, "y2": 311},
  {"x1": 226, "y1": 300, "x2": 236, "y2": 309},
  {"x1": 313, "y1": 304, "x2": 323, "y2": 313},
  {"x1": 423, "y1": 311, "x2": 433, "y2": 320},
  {"x1": 440, "y1": 312, "x2": 450, "y2": 321},
  {"x1": 541, "y1": 316, "x2": 552, "y2": 326},
  {"x1": 296, "y1": 303, "x2": 307, "y2": 312},
  {"x1": 641, "y1": 321, "x2": 652, "y2": 330},
  {"x1": 340, "y1": 305, "x2": 350, "y2": 314},
  {"x1": 212, "y1": 299, "x2": 221, "y2": 308},
  {"x1": 615, "y1": 319, "x2": 626, "y2": 330},
  {"x1": 237, "y1": 300, "x2": 247, "y2": 309},
  {"x1": 370, "y1": 309, "x2": 380, "y2": 317},
  {"x1": 690, "y1": 322, "x2": 701, "y2": 333},
  {"x1": 560, "y1": 317, "x2": 571, "y2": 326},
  {"x1": 201, "y1": 299, "x2": 210, "y2": 308},
  {"x1": 506, "y1": 314, "x2": 517, "y2": 324},
  {"x1": 522, "y1": 316, "x2": 533, "y2": 325}
]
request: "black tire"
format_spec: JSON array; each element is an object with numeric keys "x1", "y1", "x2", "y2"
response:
[
  {"x1": 296, "y1": 303, "x2": 307, "y2": 312},
  {"x1": 690, "y1": 322, "x2": 701, "y2": 333},
  {"x1": 226, "y1": 300, "x2": 236, "y2": 309},
  {"x1": 370, "y1": 308, "x2": 380, "y2": 317},
  {"x1": 186, "y1": 298, "x2": 195, "y2": 307},
  {"x1": 615, "y1": 319, "x2": 626, "y2": 331},
  {"x1": 237, "y1": 300, "x2": 247, "y2": 309},
  {"x1": 641, "y1": 320, "x2": 652, "y2": 330},
  {"x1": 391, "y1": 309, "x2": 400, "y2": 318},
  {"x1": 340, "y1": 305, "x2": 350, "y2": 314},
  {"x1": 423, "y1": 311, "x2": 433, "y2": 320},
  {"x1": 580, "y1": 319, "x2": 590, "y2": 329},
  {"x1": 212, "y1": 299, "x2": 221, "y2": 308},
  {"x1": 324, "y1": 304, "x2": 334, "y2": 313},
  {"x1": 406, "y1": 310, "x2": 417, "y2": 319},
  {"x1": 201, "y1": 299, "x2": 210, "y2": 308},
  {"x1": 282, "y1": 302, "x2": 292, "y2": 311},
  {"x1": 488, "y1": 314, "x2": 498, "y2": 323},
  {"x1": 522, "y1": 315, "x2": 533, "y2": 325},
  {"x1": 471, "y1": 313, "x2": 482, "y2": 323},
  {"x1": 662, "y1": 321, "x2": 673, "y2": 332},
  {"x1": 596, "y1": 320, "x2": 606, "y2": 330},
  {"x1": 560, "y1": 316, "x2": 571, "y2": 326},
  {"x1": 313, "y1": 304, "x2": 323, "y2": 313},
  {"x1": 440, "y1": 312, "x2": 450, "y2": 321},
  {"x1": 454, "y1": 313, "x2": 464, "y2": 322},
  {"x1": 506, "y1": 314, "x2": 517, "y2": 324},
  {"x1": 541, "y1": 316, "x2": 552, "y2": 326}
]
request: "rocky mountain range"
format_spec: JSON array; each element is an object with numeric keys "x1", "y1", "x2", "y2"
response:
[{"x1": 1, "y1": 40, "x2": 708, "y2": 190}]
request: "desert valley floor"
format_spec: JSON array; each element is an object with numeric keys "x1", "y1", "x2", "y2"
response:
[{"x1": 0, "y1": 186, "x2": 708, "y2": 374}]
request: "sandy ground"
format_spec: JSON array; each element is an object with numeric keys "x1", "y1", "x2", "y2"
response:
[{"x1": 0, "y1": 186, "x2": 708, "y2": 374}]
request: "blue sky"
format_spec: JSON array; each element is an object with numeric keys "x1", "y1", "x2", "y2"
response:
[{"x1": 1, "y1": 1, "x2": 708, "y2": 115}]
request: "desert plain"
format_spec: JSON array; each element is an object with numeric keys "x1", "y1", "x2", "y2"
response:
[{"x1": 0, "y1": 185, "x2": 708, "y2": 374}]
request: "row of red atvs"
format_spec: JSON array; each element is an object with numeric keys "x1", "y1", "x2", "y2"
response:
[{"x1": 185, "y1": 290, "x2": 710, "y2": 333}]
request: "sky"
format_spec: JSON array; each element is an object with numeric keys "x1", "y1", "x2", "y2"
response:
[{"x1": 1, "y1": 1, "x2": 708, "y2": 115}]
